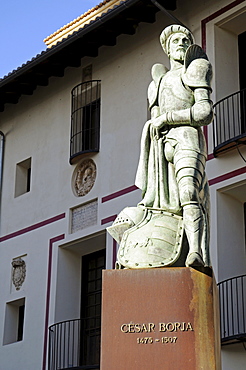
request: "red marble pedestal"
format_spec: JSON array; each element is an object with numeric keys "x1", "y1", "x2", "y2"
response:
[{"x1": 100, "y1": 267, "x2": 221, "y2": 370}]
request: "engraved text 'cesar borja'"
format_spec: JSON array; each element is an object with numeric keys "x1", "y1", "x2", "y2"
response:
[{"x1": 120, "y1": 321, "x2": 194, "y2": 344}]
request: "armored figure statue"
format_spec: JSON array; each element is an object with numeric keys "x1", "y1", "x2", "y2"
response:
[{"x1": 108, "y1": 25, "x2": 213, "y2": 269}]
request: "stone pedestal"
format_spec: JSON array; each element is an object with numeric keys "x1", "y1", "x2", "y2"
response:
[{"x1": 100, "y1": 267, "x2": 221, "y2": 370}]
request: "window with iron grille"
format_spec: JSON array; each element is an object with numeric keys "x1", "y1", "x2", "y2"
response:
[{"x1": 70, "y1": 80, "x2": 101, "y2": 164}]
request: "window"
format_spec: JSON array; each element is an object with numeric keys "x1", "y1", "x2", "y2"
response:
[
  {"x1": 70, "y1": 80, "x2": 101, "y2": 164},
  {"x1": 17, "y1": 304, "x2": 25, "y2": 341},
  {"x1": 15, "y1": 158, "x2": 31, "y2": 197},
  {"x1": 3, "y1": 298, "x2": 25, "y2": 345}
]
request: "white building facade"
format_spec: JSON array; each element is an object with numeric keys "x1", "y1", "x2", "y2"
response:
[{"x1": 0, "y1": 0, "x2": 245, "y2": 369}]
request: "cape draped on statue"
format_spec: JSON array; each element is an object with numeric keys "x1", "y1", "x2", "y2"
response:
[{"x1": 135, "y1": 120, "x2": 182, "y2": 215}]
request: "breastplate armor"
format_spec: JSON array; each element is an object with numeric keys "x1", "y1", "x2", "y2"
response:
[{"x1": 158, "y1": 68, "x2": 194, "y2": 114}]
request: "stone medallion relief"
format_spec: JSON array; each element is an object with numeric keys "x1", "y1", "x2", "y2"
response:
[{"x1": 73, "y1": 158, "x2": 96, "y2": 196}]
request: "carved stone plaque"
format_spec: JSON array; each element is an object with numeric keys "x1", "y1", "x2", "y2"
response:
[
  {"x1": 73, "y1": 158, "x2": 96, "y2": 196},
  {"x1": 12, "y1": 258, "x2": 26, "y2": 291},
  {"x1": 71, "y1": 199, "x2": 98, "y2": 233}
]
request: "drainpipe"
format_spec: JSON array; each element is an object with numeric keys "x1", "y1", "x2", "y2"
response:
[
  {"x1": 150, "y1": 0, "x2": 186, "y2": 28},
  {"x1": 0, "y1": 131, "x2": 5, "y2": 235}
]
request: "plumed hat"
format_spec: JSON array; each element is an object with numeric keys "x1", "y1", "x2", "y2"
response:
[{"x1": 160, "y1": 25, "x2": 194, "y2": 54}]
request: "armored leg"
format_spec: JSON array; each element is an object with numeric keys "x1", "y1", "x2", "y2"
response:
[
  {"x1": 182, "y1": 204, "x2": 204, "y2": 266},
  {"x1": 175, "y1": 151, "x2": 207, "y2": 267}
]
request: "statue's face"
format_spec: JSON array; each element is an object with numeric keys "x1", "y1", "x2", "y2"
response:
[{"x1": 168, "y1": 32, "x2": 191, "y2": 62}]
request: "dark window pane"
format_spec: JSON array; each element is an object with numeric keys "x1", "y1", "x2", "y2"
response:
[
  {"x1": 17, "y1": 305, "x2": 25, "y2": 341},
  {"x1": 70, "y1": 80, "x2": 101, "y2": 163},
  {"x1": 80, "y1": 249, "x2": 105, "y2": 367}
]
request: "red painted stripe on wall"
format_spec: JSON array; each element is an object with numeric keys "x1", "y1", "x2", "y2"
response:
[
  {"x1": 207, "y1": 153, "x2": 215, "y2": 161},
  {"x1": 0, "y1": 213, "x2": 66, "y2": 242},
  {"x1": 101, "y1": 215, "x2": 117, "y2": 225},
  {"x1": 209, "y1": 166, "x2": 246, "y2": 186},
  {"x1": 101, "y1": 185, "x2": 138, "y2": 203},
  {"x1": 42, "y1": 234, "x2": 65, "y2": 370}
]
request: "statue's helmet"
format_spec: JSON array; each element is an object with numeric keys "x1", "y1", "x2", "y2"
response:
[{"x1": 160, "y1": 25, "x2": 194, "y2": 55}]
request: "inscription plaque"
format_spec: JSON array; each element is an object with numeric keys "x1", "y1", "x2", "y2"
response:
[{"x1": 71, "y1": 199, "x2": 98, "y2": 233}]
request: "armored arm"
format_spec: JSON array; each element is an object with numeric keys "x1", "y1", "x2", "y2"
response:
[
  {"x1": 191, "y1": 88, "x2": 213, "y2": 126},
  {"x1": 167, "y1": 88, "x2": 213, "y2": 127},
  {"x1": 151, "y1": 87, "x2": 213, "y2": 128}
]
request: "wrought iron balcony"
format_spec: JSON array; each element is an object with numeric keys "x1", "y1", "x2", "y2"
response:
[
  {"x1": 213, "y1": 89, "x2": 246, "y2": 156},
  {"x1": 48, "y1": 318, "x2": 100, "y2": 370},
  {"x1": 218, "y1": 274, "x2": 246, "y2": 345}
]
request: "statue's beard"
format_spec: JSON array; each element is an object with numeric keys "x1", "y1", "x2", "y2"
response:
[{"x1": 171, "y1": 49, "x2": 186, "y2": 62}]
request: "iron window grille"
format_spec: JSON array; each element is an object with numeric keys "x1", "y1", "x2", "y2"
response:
[{"x1": 70, "y1": 80, "x2": 101, "y2": 164}]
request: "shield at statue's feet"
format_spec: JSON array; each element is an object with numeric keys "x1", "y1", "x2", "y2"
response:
[{"x1": 117, "y1": 209, "x2": 184, "y2": 269}]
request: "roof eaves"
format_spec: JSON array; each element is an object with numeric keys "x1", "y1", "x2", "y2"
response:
[
  {"x1": 0, "y1": 0, "x2": 138, "y2": 87},
  {"x1": 44, "y1": 0, "x2": 125, "y2": 47}
]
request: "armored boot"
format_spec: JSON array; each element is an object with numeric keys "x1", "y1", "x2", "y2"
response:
[{"x1": 183, "y1": 204, "x2": 205, "y2": 267}]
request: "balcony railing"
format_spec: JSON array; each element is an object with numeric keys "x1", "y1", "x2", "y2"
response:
[
  {"x1": 213, "y1": 88, "x2": 246, "y2": 155},
  {"x1": 218, "y1": 274, "x2": 246, "y2": 345},
  {"x1": 48, "y1": 318, "x2": 100, "y2": 370}
]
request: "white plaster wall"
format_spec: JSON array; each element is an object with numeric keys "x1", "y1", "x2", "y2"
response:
[
  {"x1": 214, "y1": 26, "x2": 239, "y2": 100},
  {"x1": 207, "y1": 148, "x2": 246, "y2": 183},
  {"x1": 217, "y1": 191, "x2": 246, "y2": 281},
  {"x1": 54, "y1": 249, "x2": 81, "y2": 323},
  {"x1": 209, "y1": 179, "x2": 219, "y2": 279},
  {"x1": 222, "y1": 344, "x2": 246, "y2": 370},
  {"x1": 208, "y1": 169, "x2": 246, "y2": 284}
]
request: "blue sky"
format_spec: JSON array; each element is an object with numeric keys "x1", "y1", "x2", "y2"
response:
[{"x1": 0, "y1": 0, "x2": 100, "y2": 78}]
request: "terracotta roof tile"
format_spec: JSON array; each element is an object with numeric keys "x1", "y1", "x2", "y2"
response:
[{"x1": 44, "y1": 0, "x2": 127, "y2": 47}]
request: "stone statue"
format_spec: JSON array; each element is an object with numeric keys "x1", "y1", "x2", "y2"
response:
[{"x1": 107, "y1": 25, "x2": 213, "y2": 269}]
